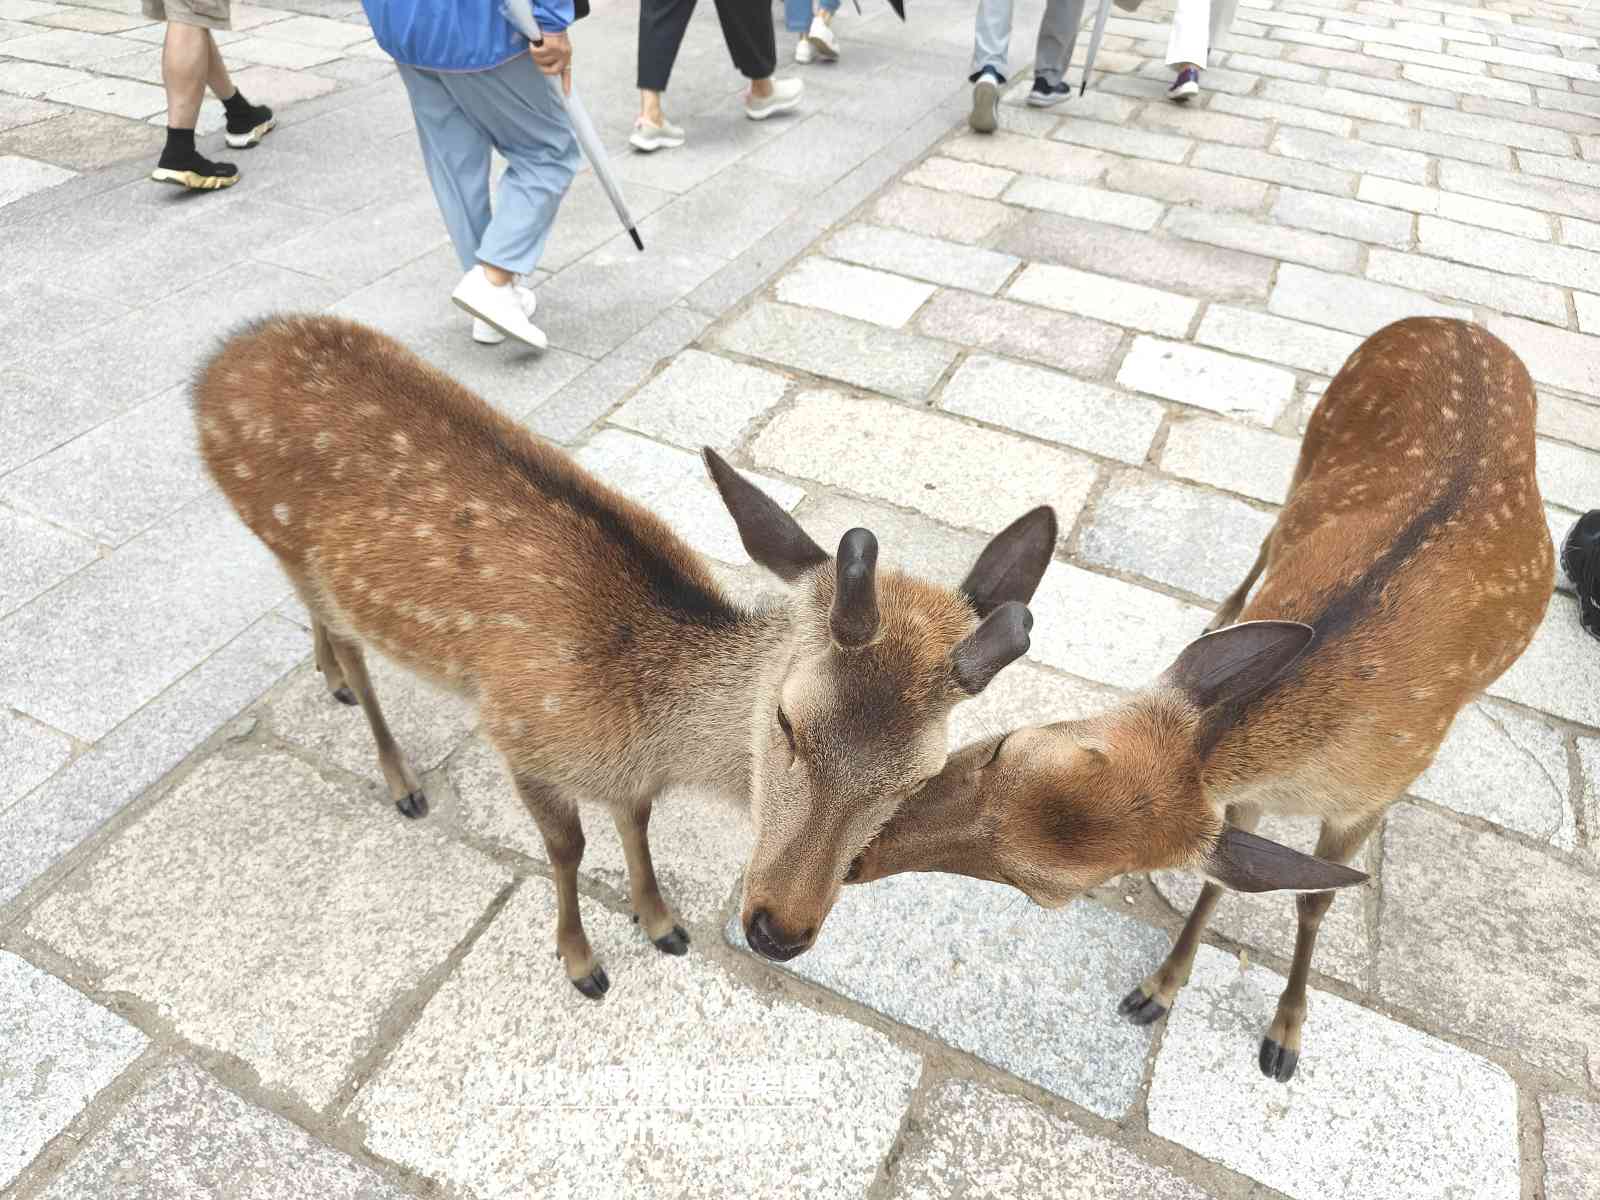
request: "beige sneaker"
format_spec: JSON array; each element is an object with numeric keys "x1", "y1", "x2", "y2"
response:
[
  {"x1": 745, "y1": 77, "x2": 804, "y2": 120},
  {"x1": 629, "y1": 117, "x2": 685, "y2": 152}
]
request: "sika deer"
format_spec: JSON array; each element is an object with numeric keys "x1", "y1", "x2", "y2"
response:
[
  {"x1": 848, "y1": 317, "x2": 1554, "y2": 1080},
  {"x1": 194, "y1": 315, "x2": 1055, "y2": 997}
]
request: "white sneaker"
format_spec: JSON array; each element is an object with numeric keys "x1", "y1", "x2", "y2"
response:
[
  {"x1": 969, "y1": 75, "x2": 1000, "y2": 133},
  {"x1": 470, "y1": 285, "x2": 538, "y2": 345},
  {"x1": 452, "y1": 267, "x2": 546, "y2": 350},
  {"x1": 629, "y1": 117, "x2": 685, "y2": 152},
  {"x1": 795, "y1": 37, "x2": 815, "y2": 63},
  {"x1": 745, "y1": 77, "x2": 804, "y2": 120},
  {"x1": 807, "y1": 15, "x2": 839, "y2": 61}
]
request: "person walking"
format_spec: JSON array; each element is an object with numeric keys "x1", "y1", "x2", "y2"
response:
[
  {"x1": 789, "y1": 0, "x2": 842, "y2": 64},
  {"x1": 631, "y1": 0, "x2": 803, "y2": 152},
  {"x1": 144, "y1": 0, "x2": 274, "y2": 190},
  {"x1": 967, "y1": 0, "x2": 1086, "y2": 134},
  {"x1": 1163, "y1": 0, "x2": 1239, "y2": 101},
  {"x1": 362, "y1": 0, "x2": 584, "y2": 350}
]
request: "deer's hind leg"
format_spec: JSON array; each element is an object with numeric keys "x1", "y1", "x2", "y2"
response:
[
  {"x1": 1258, "y1": 808, "x2": 1381, "y2": 1083},
  {"x1": 613, "y1": 795, "x2": 689, "y2": 956},
  {"x1": 517, "y1": 775, "x2": 609, "y2": 999},
  {"x1": 324, "y1": 631, "x2": 427, "y2": 819},
  {"x1": 313, "y1": 618, "x2": 358, "y2": 707}
]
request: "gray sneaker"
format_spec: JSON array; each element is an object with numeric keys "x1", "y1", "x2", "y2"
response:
[{"x1": 969, "y1": 74, "x2": 1000, "y2": 133}]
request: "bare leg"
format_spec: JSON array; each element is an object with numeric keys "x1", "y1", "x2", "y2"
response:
[
  {"x1": 326, "y1": 634, "x2": 426, "y2": 818},
  {"x1": 1120, "y1": 803, "x2": 1262, "y2": 1023},
  {"x1": 161, "y1": 22, "x2": 211, "y2": 127},
  {"x1": 519, "y1": 777, "x2": 609, "y2": 998},
  {"x1": 639, "y1": 88, "x2": 665, "y2": 123},
  {"x1": 1259, "y1": 810, "x2": 1380, "y2": 1082},
  {"x1": 1205, "y1": 536, "x2": 1271, "y2": 634},
  {"x1": 311, "y1": 618, "x2": 357, "y2": 706},
  {"x1": 204, "y1": 31, "x2": 236, "y2": 100},
  {"x1": 612, "y1": 798, "x2": 688, "y2": 955}
]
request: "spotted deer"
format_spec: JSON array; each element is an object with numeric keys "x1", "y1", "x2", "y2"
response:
[
  {"x1": 194, "y1": 314, "x2": 1056, "y2": 998},
  {"x1": 847, "y1": 317, "x2": 1554, "y2": 1081}
]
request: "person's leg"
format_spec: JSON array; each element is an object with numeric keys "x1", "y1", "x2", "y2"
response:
[
  {"x1": 1034, "y1": 0, "x2": 1087, "y2": 87},
  {"x1": 971, "y1": 0, "x2": 1014, "y2": 83},
  {"x1": 1166, "y1": 0, "x2": 1210, "y2": 68},
  {"x1": 784, "y1": 0, "x2": 811, "y2": 33},
  {"x1": 638, "y1": 0, "x2": 696, "y2": 125},
  {"x1": 711, "y1": 0, "x2": 777, "y2": 87},
  {"x1": 397, "y1": 64, "x2": 494, "y2": 274},
  {"x1": 204, "y1": 31, "x2": 275, "y2": 147},
  {"x1": 1207, "y1": 0, "x2": 1240, "y2": 60},
  {"x1": 151, "y1": 6, "x2": 240, "y2": 189},
  {"x1": 805, "y1": 0, "x2": 842, "y2": 61}
]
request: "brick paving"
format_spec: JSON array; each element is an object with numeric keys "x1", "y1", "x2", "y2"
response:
[{"x1": 2, "y1": 0, "x2": 1600, "y2": 1196}]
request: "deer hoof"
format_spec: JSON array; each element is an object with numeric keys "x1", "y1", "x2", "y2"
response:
[
  {"x1": 332, "y1": 686, "x2": 359, "y2": 706},
  {"x1": 1117, "y1": 985, "x2": 1169, "y2": 1026},
  {"x1": 395, "y1": 790, "x2": 428, "y2": 819},
  {"x1": 652, "y1": 925, "x2": 690, "y2": 956},
  {"x1": 1258, "y1": 1036, "x2": 1299, "y2": 1083},
  {"x1": 572, "y1": 966, "x2": 610, "y2": 1000}
]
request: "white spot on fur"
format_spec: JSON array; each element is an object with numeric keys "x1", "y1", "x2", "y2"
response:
[
  {"x1": 234, "y1": 462, "x2": 254, "y2": 480},
  {"x1": 314, "y1": 432, "x2": 333, "y2": 452},
  {"x1": 273, "y1": 503, "x2": 291, "y2": 524},
  {"x1": 543, "y1": 695, "x2": 561, "y2": 713},
  {"x1": 392, "y1": 432, "x2": 411, "y2": 454}
]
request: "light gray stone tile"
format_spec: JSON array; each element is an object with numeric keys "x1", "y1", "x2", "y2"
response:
[
  {"x1": 1190, "y1": 143, "x2": 1357, "y2": 197},
  {"x1": 0, "y1": 107, "x2": 163, "y2": 170},
  {"x1": 748, "y1": 878, "x2": 1168, "y2": 1118},
  {"x1": 1105, "y1": 160, "x2": 1269, "y2": 213},
  {"x1": 1048, "y1": 117, "x2": 1192, "y2": 163},
  {"x1": 1165, "y1": 208, "x2": 1361, "y2": 273},
  {"x1": 1365, "y1": 250, "x2": 1568, "y2": 325},
  {"x1": 1273, "y1": 125, "x2": 1430, "y2": 184},
  {"x1": 1488, "y1": 592, "x2": 1600, "y2": 729},
  {"x1": 741, "y1": 111, "x2": 893, "y2": 188},
  {"x1": 1378, "y1": 803, "x2": 1600, "y2": 1081},
  {"x1": 1137, "y1": 103, "x2": 1272, "y2": 148},
  {"x1": 939, "y1": 354, "x2": 1164, "y2": 465},
  {"x1": 29, "y1": 7, "x2": 150, "y2": 32},
  {"x1": 1196, "y1": 305, "x2": 1363, "y2": 377},
  {"x1": 1488, "y1": 314, "x2": 1600, "y2": 397},
  {"x1": 1549, "y1": 506, "x2": 1578, "y2": 594},
  {"x1": 27, "y1": 749, "x2": 510, "y2": 1112},
  {"x1": 1148, "y1": 945, "x2": 1521, "y2": 1200},
  {"x1": 915, "y1": 288, "x2": 1125, "y2": 376},
  {"x1": 220, "y1": 34, "x2": 343, "y2": 69},
  {"x1": 42, "y1": 73, "x2": 165, "y2": 118},
  {"x1": 949, "y1": 661, "x2": 1123, "y2": 749},
  {"x1": 0, "y1": 92, "x2": 64, "y2": 131},
  {"x1": 1358, "y1": 177, "x2": 1552, "y2": 241},
  {"x1": 1260, "y1": 77, "x2": 1414, "y2": 124},
  {"x1": 715, "y1": 301, "x2": 957, "y2": 400},
  {"x1": 775, "y1": 256, "x2": 937, "y2": 328},
  {"x1": 1160, "y1": 415, "x2": 1300, "y2": 504},
  {"x1": 1117, "y1": 336, "x2": 1296, "y2": 426},
  {"x1": 1441, "y1": 159, "x2": 1600, "y2": 225},
  {"x1": 1537, "y1": 437, "x2": 1600, "y2": 516},
  {"x1": 940, "y1": 129, "x2": 1110, "y2": 182},
  {"x1": 576, "y1": 429, "x2": 803, "y2": 566},
  {"x1": 539, "y1": 240, "x2": 725, "y2": 360},
  {"x1": 0, "y1": 617, "x2": 307, "y2": 907},
  {"x1": 0, "y1": 152, "x2": 73, "y2": 205},
  {"x1": 355, "y1": 878, "x2": 920, "y2": 1198},
  {"x1": 888, "y1": 1079, "x2": 1219, "y2": 1199},
  {"x1": 2, "y1": 27, "x2": 129, "y2": 67},
  {"x1": 1541, "y1": 1094, "x2": 1600, "y2": 1200},
  {"x1": 634, "y1": 166, "x2": 804, "y2": 260},
  {"x1": 38, "y1": 1058, "x2": 411, "y2": 1198},
  {"x1": 825, "y1": 223, "x2": 1020, "y2": 294},
  {"x1": 1028, "y1": 564, "x2": 1211, "y2": 689},
  {"x1": 0, "y1": 496, "x2": 293, "y2": 741},
  {"x1": 1207, "y1": 93, "x2": 1352, "y2": 137},
  {"x1": 609, "y1": 348, "x2": 788, "y2": 453},
  {"x1": 1425, "y1": 109, "x2": 1572, "y2": 154},
  {"x1": 1538, "y1": 393, "x2": 1600, "y2": 452},
  {"x1": 0, "y1": 59, "x2": 93, "y2": 98},
  {"x1": 0, "y1": 503, "x2": 97, "y2": 618},
  {"x1": 1273, "y1": 186, "x2": 1413, "y2": 248},
  {"x1": 255, "y1": 191, "x2": 446, "y2": 288},
  {"x1": 752, "y1": 390, "x2": 1098, "y2": 537},
  {"x1": 1007, "y1": 262, "x2": 1198, "y2": 337},
  {"x1": 0, "y1": 951, "x2": 147, "y2": 1189},
  {"x1": 1577, "y1": 294, "x2": 1600, "y2": 337},
  {"x1": 1153, "y1": 813, "x2": 1373, "y2": 986},
  {"x1": 904, "y1": 154, "x2": 1014, "y2": 199},
  {"x1": 1269, "y1": 263, "x2": 1473, "y2": 336},
  {"x1": 872, "y1": 181, "x2": 1014, "y2": 242},
  {"x1": 449, "y1": 736, "x2": 751, "y2": 923},
  {"x1": 0, "y1": 708, "x2": 71, "y2": 817},
  {"x1": 251, "y1": 12, "x2": 368, "y2": 46},
  {"x1": 1402, "y1": 63, "x2": 1530, "y2": 103},
  {"x1": 995, "y1": 211, "x2": 1275, "y2": 300},
  {"x1": 1003, "y1": 174, "x2": 1165, "y2": 232},
  {"x1": 1419, "y1": 214, "x2": 1600, "y2": 293},
  {"x1": 1411, "y1": 701, "x2": 1575, "y2": 849}
]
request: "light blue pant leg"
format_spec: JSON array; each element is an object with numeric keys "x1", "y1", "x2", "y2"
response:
[
  {"x1": 786, "y1": 0, "x2": 840, "y2": 33},
  {"x1": 1035, "y1": 0, "x2": 1088, "y2": 86},
  {"x1": 971, "y1": 0, "x2": 1013, "y2": 81},
  {"x1": 398, "y1": 63, "x2": 494, "y2": 273}
]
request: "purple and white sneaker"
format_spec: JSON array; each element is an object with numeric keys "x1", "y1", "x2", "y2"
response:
[{"x1": 1169, "y1": 66, "x2": 1200, "y2": 102}]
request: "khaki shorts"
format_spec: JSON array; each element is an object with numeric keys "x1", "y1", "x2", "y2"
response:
[{"x1": 141, "y1": 0, "x2": 232, "y2": 30}]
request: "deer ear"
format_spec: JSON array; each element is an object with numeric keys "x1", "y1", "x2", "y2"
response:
[
  {"x1": 703, "y1": 448, "x2": 828, "y2": 582},
  {"x1": 1204, "y1": 827, "x2": 1369, "y2": 893},
  {"x1": 950, "y1": 601, "x2": 1032, "y2": 695},
  {"x1": 960, "y1": 506, "x2": 1057, "y2": 617},
  {"x1": 1163, "y1": 620, "x2": 1315, "y2": 711}
]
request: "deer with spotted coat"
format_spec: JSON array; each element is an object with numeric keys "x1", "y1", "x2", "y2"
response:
[
  {"x1": 847, "y1": 317, "x2": 1554, "y2": 1081},
  {"x1": 194, "y1": 314, "x2": 1057, "y2": 998}
]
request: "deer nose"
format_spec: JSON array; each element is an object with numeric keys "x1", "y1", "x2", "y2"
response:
[{"x1": 745, "y1": 909, "x2": 815, "y2": 961}]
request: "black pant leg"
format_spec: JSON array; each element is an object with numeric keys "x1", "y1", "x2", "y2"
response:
[
  {"x1": 638, "y1": 0, "x2": 699, "y2": 91},
  {"x1": 710, "y1": 0, "x2": 777, "y2": 80}
]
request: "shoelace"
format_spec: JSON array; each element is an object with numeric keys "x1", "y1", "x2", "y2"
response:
[{"x1": 1561, "y1": 510, "x2": 1600, "y2": 642}]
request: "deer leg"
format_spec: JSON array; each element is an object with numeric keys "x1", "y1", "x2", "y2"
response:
[
  {"x1": 518, "y1": 776, "x2": 608, "y2": 999},
  {"x1": 326, "y1": 634, "x2": 426, "y2": 818},
  {"x1": 1205, "y1": 537, "x2": 1272, "y2": 634},
  {"x1": 612, "y1": 796, "x2": 689, "y2": 956},
  {"x1": 1119, "y1": 802, "x2": 1262, "y2": 1025},
  {"x1": 312, "y1": 618, "x2": 358, "y2": 706},
  {"x1": 1259, "y1": 811, "x2": 1380, "y2": 1082}
]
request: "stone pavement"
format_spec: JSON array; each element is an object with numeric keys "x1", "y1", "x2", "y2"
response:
[{"x1": 3, "y1": 0, "x2": 1600, "y2": 1195}]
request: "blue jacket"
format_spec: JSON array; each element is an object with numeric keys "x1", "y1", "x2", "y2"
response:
[{"x1": 362, "y1": 0, "x2": 586, "y2": 72}]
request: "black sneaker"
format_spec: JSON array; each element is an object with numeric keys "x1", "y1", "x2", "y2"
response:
[
  {"x1": 151, "y1": 149, "x2": 240, "y2": 191},
  {"x1": 1169, "y1": 66, "x2": 1200, "y2": 103},
  {"x1": 1561, "y1": 510, "x2": 1600, "y2": 641},
  {"x1": 1026, "y1": 75, "x2": 1071, "y2": 107},
  {"x1": 225, "y1": 101, "x2": 275, "y2": 149}
]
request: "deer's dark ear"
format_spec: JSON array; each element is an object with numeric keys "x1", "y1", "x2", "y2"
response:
[
  {"x1": 950, "y1": 602, "x2": 1032, "y2": 695},
  {"x1": 1205, "y1": 827, "x2": 1368, "y2": 893},
  {"x1": 1163, "y1": 621, "x2": 1315, "y2": 711},
  {"x1": 960, "y1": 506, "x2": 1057, "y2": 617},
  {"x1": 703, "y1": 448, "x2": 827, "y2": 582}
]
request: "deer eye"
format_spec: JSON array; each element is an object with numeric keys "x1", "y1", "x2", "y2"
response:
[{"x1": 776, "y1": 707, "x2": 796, "y2": 753}]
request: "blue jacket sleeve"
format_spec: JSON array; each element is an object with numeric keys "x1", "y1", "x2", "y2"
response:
[{"x1": 533, "y1": 0, "x2": 578, "y2": 34}]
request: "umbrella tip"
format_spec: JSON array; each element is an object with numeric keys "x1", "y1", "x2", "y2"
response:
[{"x1": 629, "y1": 228, "x2": 644, "y2": 252}]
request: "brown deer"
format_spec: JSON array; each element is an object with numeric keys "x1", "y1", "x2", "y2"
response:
[
  {"x1": 848, "y1": 317, "x2": 1554, "y2": 1081},
  {"x1": 193, "y1": 314, "x2": 1055, "y2": 998}
]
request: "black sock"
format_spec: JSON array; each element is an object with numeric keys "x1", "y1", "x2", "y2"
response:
[
  {"x1": 222, "y1": 89, "x2": 251, "y2": 114},
  {"x1": 164, "y1": 126, "x2": 196, "y2": 156}
]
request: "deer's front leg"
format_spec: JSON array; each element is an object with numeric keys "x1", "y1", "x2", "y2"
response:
[
  {"x1": 1119, "y1": 803, "x2": 1261, "y2": 1025},
  {"x1": 1259, "y1": 811, "x2": 1379, "y2": 1082},
  {"x1": 612, "y1": 796, "x2": 689, "y2": 956},
  {"x1": 517, "y1": 775, "x2": 609, "y2": 1000}
]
